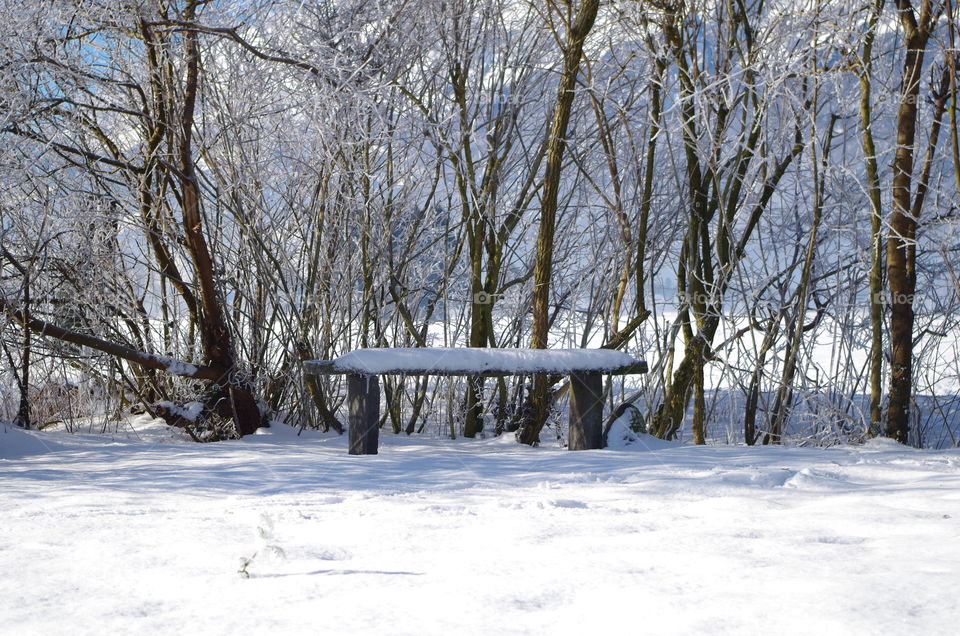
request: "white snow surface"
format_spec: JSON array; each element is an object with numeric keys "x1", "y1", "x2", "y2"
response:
[
  {"x1": 151, "y1": 355, "x2": 199, "y2": 377},
  {"x1": 329, "y1": 347, "x2": 643, "y2": 374},
  {"x1": 2, "y1": 421, "x2": 960, "y2": 635},
  {"x1": 154, "y1": 400, "x2": 204, "y2": 422}
]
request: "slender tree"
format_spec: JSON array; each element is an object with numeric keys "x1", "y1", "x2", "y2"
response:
[
  {"x1": 520, "y1": 0, "x2": 601, "y2": 445},
  {"x1": 886, "y1": 0, "x2": 946, "y2": 443}
]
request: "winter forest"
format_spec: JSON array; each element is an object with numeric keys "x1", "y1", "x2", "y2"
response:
[
  {"x1": 4, "y1": 1, "x2": 960, "y2": 632},
  {"x1": 3, "y1": 0, "x2": 960, "y2": 448}
]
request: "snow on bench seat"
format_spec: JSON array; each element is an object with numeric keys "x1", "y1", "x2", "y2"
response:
[{"x1": 304, "y1": 347, "x2": 647, "y2": 376}]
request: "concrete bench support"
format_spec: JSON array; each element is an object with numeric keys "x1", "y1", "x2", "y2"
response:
[
  {"x1": 568, "y1": 371, "x2": 603, "y2": 450},
  {"x1": 348, "y1": 373, "x2": 380, "y2": 455}
]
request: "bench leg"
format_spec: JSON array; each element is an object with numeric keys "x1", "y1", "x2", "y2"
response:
[
  {"x1": 348, "y1": 373, "x2": 380, "y2": 455},
  {"x1": 568, "y1": 371, "x2": 603, "y2": 450}
]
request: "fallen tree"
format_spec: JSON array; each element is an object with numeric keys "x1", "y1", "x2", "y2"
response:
[{"x1": 0, "y1": 296, "x2": 264, "y2": 440}]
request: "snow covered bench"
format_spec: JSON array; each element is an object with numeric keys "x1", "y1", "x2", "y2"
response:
[{"x1": 304, "y1": 348, "x2": 648, "y2": 454}]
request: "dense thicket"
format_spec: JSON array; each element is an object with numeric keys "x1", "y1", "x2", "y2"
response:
[{"x1": 3, "y1": 0, "x2": 960, "y2": 448}]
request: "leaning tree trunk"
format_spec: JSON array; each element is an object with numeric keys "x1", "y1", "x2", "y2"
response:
[
  {"x1": 175, "y1": 8, "x2": 260, "y2": 437},
  {"x1": 520, "y1": 0, "x2": 600, "y2": 446}
]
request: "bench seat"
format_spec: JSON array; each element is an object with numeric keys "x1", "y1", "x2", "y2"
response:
[{"x1": 305, "y1": 347, "x2": 647, "y2": 376}]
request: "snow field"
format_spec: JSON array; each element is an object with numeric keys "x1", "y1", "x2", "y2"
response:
[{"x1": 2, "y1": 422, "x2": 959, "y2": 635}]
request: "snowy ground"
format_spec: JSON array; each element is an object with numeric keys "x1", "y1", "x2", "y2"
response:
[{"x1": 2, "y1": 420, "x2": 960, "y2": 635}]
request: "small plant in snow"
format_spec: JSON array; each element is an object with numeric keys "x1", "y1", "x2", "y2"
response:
[
  {"x1": 238, "y1": 513, "x2": 286, "y2": 578},
  {"x1": 622, "y1": 404, "x2": 647, "y2": 434}
]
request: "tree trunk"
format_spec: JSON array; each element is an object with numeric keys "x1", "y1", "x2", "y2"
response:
[
  {"x1": 177, "y1": 9, "x2": 260, "y2": 436},
  {"x1": 886, "y1": 0, "x2": 938, "y2": 443},
  {"x1": 651, "y1": 327, "x2": 716, "y2": 440},
  {"x1": 15, "y1": 272, "x2": 31, "y2": 429},
  {"x1": 691, "y1": 355, "x2": 706, "y2": 445},
  {"x1": 858, "y1": 0, "x2": 886, "y2": 437},
  {"x1": 520, "y1": 0, "x2": 600, "y2": 446}
]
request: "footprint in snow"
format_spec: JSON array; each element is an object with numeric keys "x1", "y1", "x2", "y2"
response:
[
  {"x1": 550, "y1": 499, "x2": 589, "y2": 509},
  {"x1": 312, "y1": 547, "x2": 352, "y2": 561}
]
